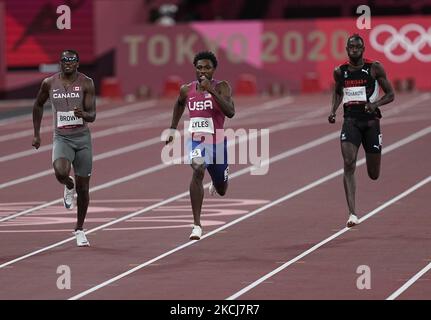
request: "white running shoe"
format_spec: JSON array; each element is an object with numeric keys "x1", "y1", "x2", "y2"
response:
[
  {"x1": 189, "y1": 225, "x2": 202, "y2": 240},
  {"x1": 63, "y1": 176, "x2": 75, "y2": 210},
  {"x1": 74, "y1": 230, "x2": 90, "y2": 247},
  {"x1": 346, "y1": 214, "x2": 359, "y2": 228},
  {"x1": 208, "y1": 182, "x2": 219, "y2": 197}
]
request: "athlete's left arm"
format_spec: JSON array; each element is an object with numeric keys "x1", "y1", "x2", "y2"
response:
[
  {"x1": 75, "y1": 78, "x2": 96, "y2": 122},
  {"x1": 366, "y1": 62, "x2": 395, "y2": 113},
  {"x1": 210, "y1": 81, "x2": 235, "y2": 118}
]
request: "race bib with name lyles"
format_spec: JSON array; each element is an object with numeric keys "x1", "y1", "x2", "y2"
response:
[
  {"x1": 343, "y1": 86, "x2": 367, "y2": 104},
  {"x1": 57, "y1": 111, "x2": 84, "y2": 128},
  {"x1": 188, "y1": 117, "x2": 214, "y2": 134}
]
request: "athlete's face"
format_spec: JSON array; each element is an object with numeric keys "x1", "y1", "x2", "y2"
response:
[
  {"x1": 60, "y1": 52, "x2": 79, "y2": 75},
  {"x1": 346, "y1": 38, "x2": 364, "y2": 61},
  {"x1": 195, "y1": 59, "x2": 215, "y2": 82}
]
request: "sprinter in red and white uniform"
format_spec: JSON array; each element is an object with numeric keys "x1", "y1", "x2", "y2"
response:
[
  {"x1": 32, "y1": 50, "x2": 96, "y2": 246},
  {"x1": 166, "y1": 51, "x2": 235, "y2": 240},
  {"x1": 328, "y1": 34, "x2": 394, "y2": 228}
]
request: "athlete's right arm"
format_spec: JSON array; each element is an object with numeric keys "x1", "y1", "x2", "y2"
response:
[
  {"x1": 32, "y1": 78, "x2": 51, "y2": 149},
  {"x1": 328, "y1": 67, "x2": 343, "y2": 124},
  {"x1": 166, "y1": 84, "x2": 188, "y2": 144}
]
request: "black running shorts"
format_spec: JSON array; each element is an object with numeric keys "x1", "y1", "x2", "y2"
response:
[{"x1": 340, "y1": 118, "x2": 382, "y2": 154}]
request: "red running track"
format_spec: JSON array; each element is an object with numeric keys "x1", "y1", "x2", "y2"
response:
[{"x1": 0, "y1": 93, "x2": 430, "y2": 300}]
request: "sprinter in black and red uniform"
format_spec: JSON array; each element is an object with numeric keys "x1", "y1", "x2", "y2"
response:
[{"x1": 328, "y1": 34, "x2": 394, "y2": 228}]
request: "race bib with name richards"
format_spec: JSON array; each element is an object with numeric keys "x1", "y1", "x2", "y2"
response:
[{"x1": 343, "y1": 86, "x2": 367, "y2": 104}]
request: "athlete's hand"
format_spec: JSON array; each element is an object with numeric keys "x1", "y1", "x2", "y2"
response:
[
  {"x1": 165, "y1": 136, "x2": 174, "y2": 145},
  {"x1": 32, "y1": 136, "x2": 41, "y2": 149},
  {"x1": 74, "y1": 106, "x2": 86, "y2": 119},
  {"x1": 365, "y1": 102, "x2": 377, "y2": 114},
  {"x1": 165, "y1": 128, "x2": 176, "y2": 145},
  {"x1": 199, "y1": 76, "x2": 212, "y2": 92},
  {"x1": 328, "y1": 113, "x2": 336, "y2": 124}
]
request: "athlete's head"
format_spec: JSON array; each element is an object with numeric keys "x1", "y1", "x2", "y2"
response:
[
  {"x1": 60, "y1": 50, "x2": 79, "y2": 75},
  {"x1": 193, "y1": 51, "x2": 217, "y2": 82},
  {"x1": 346, "y1": 34, "x2": 365, "y2": 62}
]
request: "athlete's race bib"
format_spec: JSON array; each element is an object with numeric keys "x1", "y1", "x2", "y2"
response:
[
  {"x1": 188, "y1": 117, "x2": 214, "y2": 134},
  {"x1": 343, "y1": 86, "x2": 367, "y2": 104},
  {"x1": 190, "y1": 148, "x2": 203, "y2": 159},
  {"x1": 57, "y1": 111, "x2": 83, "y2": 128}
]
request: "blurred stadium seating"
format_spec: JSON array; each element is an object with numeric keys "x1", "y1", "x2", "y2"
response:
[{"x1": 0, "y1": 0, "x2": 429, "y2": 100}]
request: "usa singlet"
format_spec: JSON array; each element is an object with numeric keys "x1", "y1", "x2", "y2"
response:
[{"x1": 186, "y1": 79, "x2": 225, "y2": 143}]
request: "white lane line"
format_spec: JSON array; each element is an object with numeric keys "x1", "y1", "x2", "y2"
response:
[
  {"x1": 0, "y1": 97, "x2": 297, "y2": 190},
  {"x1": 65, "y1": 127, "x2": 431, "y2": 300},
  {"x1": 0, "y1": 108, "x2": 328, "y2": 222},
  {"x1": 0, "y1": 96, "x2": 292, "y2": 163},
  {"x1": 383, "y1": 93, "x2": 430, "y2": 117},
  {"x1": 0, "y1": 98, "x2": 107, "y2": 126},
  {"x1": 0, "y1": 137, "x2": 161, "y2": 190},
  {"x1": 0, "y1": 107, "x2": 39, "y2": 127},
  {"x1": 1, "y1": 106, "x2": 428, "y2": 269},
  {"x1": 0, "y1": 112, "x2": 171, "y2": 163},
  {"x1": 0, "y1": 145, "x2": 52, "y2": 162},
  {"x1": 0, "y1": 110, "x2": 328, "y2": 223},
  {"x1": 387, "y1": 262, "x2": 431, "y2": 300},
  {"x1": 227, "y1": 175, "x2": 431, "y2": 300},
  {"x1": 0, "y1": 128, "x2": 341, "y2": 269},
  {"x1": 2, "y1": 100, "x2": 430, "y2": 220},
  {"x1": 0, "y1": 104, "x2": 165, "y2": 163},
  {"x1": 0, "y1": 100, "x2": 157, "y2": 143}
]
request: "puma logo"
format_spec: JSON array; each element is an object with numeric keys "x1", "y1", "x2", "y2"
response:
[{"x1": 362, "y1": 69, "x2": 369, "y2": 75}]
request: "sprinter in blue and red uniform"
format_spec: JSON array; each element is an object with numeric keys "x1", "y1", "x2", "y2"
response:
[
  {"x1": 166, "y1": 51, "x2": 235, "y2": 240},
  {"x1": 328, "y1": 34, "x2": 395, "y2": 228}
]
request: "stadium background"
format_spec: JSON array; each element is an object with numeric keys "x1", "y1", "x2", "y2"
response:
[
  {"x1": 0, "y1": 0, "x2": 431, "y2": 302},
  {"x1": 0, "y1": 0, "x2": 430, "y2": 102}
]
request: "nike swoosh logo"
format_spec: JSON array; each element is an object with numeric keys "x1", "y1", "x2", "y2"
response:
[{"x1": 53, "y1": 89, "x2": 60, "y2": 92}]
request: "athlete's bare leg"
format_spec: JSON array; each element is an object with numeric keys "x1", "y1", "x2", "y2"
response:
[
  {"x1": 341, "y1": 142, "x2": 359, "y2": 215},
  {"x1": 75, "y1": 175, "x2": 90, "y2": 231},
  {"x1": 365, "y1": 153, "x2": 381, "y2": 180},
  {"x1": 53, "y1": 158, "x2": 74, "y2": 189},
  {"x1": 190, "y1": 159, "x2": 205, "y2": 226},
  {"x1": 213, "y1": 181, "x2": 228, "y2": 196}
]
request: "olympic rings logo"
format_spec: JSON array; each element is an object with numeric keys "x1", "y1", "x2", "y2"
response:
[{"x1": 369, "y1": 24, "x2": 431, "y2": 63}]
